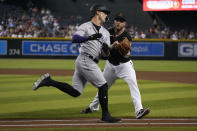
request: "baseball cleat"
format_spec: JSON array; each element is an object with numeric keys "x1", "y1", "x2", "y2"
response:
[
  {"x1": 99, "y1": 117, "x2": 122, "y2": 123},
  {"x1": 33, "y1": 73, "x2": 51, "y2": 91},
  {"x1": 136, "y1": 108, "x2": 150, "y2": 119},
  {"x1": 80, "y1": 107, "x2": 93, "y2": 114}
]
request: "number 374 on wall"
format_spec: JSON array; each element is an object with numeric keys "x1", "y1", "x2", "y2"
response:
[{"x1": 8, "y1": 49, "x2": 20, "y2": 55}]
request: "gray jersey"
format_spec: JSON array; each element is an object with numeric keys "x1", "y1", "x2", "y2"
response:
[
  {"x1": 74, "y1": 21, "x2": 110, "y2": 59},
  {"x1": 72, "y1": 21, "x2": 110, "y2": 93}
]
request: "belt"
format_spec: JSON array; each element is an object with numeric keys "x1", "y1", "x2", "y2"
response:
[
  {"x1": 81, "y1": 53, "x2": 99, "y2": 63},
  {"x1": 88, "y1": 55, "x2": 99, "y2": 63}
]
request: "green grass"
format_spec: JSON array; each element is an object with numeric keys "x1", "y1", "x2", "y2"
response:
[
  {"x1": 0, "y1": 75, "x2": 197, "y2": 119},
  {"x1": 0, "y1": 59, "x2": 77, "y2": 69},
  {"x1": 0, "y1": 59, "x2": 197, "y2": 131},
  {"x1": 0, "y1": 59, "x2": 197, "y2": 72},
  {"x1": 133, "y1": 60, "x2": 197, "y2": 72},
  {"x1": 1, "y1": 127, "x2": 197, "y2": 131},
  {"x1": 0, "y1": 59, "x2": 197, "y2": 119}
]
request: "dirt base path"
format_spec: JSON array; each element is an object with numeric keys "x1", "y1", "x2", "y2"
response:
[
  {"x1": 0, "y1": 69, "x2": 197, "y2": 84},
  {"x1": 0, "y1": 118, "x2": 197, "y2": 129}
]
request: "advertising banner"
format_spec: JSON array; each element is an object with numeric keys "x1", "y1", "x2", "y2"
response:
[
  {"x1": 0, "y1": 40, "x2": 7, "y2": 55},
  {"x1": 22, "y1": 41, "x2": 79, "y2": 56},
  {"x1": 143, "y1": 0, "x2": 197, "y2": 11},
  {"x1": 131, "y1": 42, "x2": 164, "y2": 56},
  {"x1": 178, "y1": 43, "x2": 197, "y2": 57}
]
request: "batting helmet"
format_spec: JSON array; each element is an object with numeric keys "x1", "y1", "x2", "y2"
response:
[{"x1": 90, "y1": 4, "x2": 110, "y2": 18}]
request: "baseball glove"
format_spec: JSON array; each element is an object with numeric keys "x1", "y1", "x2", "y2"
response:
[{"x1": 114, "y1": 37, "x2": 131, "y2": 56}]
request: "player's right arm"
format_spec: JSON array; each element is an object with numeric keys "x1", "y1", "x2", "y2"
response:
[{"x1": 72, "y1": 23, "x2": 87, "y2": 43}]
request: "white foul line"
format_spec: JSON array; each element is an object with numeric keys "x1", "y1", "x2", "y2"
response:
[
  {"x1": 0, "y1": 123, "x2": 197, "y2": 127},
  {"x1": 1, "y1": 118, "x2": 197, "y2": 123},
  {"x1": 0, "y1": 119, "x2": 96, "y2": 123}
]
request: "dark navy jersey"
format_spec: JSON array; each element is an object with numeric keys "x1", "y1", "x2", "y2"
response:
[{"x1": 108, "y1": 28, "x2": 132, "y2": 65}]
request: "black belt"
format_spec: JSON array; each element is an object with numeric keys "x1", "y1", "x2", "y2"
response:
[
  {"x1": 88, "y1": 55, "x2": 99, "y2": 63},
  {"x1": 81, "y1": 53, "x2": 99, "y2": 63}
]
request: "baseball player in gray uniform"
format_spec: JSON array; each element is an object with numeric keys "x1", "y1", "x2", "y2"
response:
[
  {"x1": 80, "y1": 14, "x2": 150, "y2": 119},
  {"x1": 33, "y1": 4, "x2": 121, "y2": 123}
]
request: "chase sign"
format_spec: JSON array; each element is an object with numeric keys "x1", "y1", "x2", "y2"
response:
[{"x1": 22, "y1": 41, "x2": 79, "y2": 56}]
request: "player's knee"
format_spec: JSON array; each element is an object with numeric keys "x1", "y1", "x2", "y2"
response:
[
  {"x1": 98, "y1": 83, "x2": 108, "y2": 91},
  {"x1": 100, "y1": 83, "x2": 108, "y2": 88}
]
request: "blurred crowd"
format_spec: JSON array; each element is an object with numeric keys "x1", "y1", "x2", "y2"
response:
[
  {"x1": 0, "y1": 1, "x2": 197, "y2": 40},
  {"x1": 127, "y1": 24, "x2": 197, "y2": 40},
  {"x1": 0, "y1": 1, "x2": 78, "y2": 38}
]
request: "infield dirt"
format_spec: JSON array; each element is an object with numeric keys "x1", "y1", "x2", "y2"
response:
[{"x1": 0, "y1": 69, "x2": 196, "y2": 84}]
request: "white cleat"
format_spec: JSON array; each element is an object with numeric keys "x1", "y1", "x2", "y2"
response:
[
  {"x1": 33, "y1": 73, "x2": 50, "y2": 91},
  {"x1": 136, "y1": 108, "x2": 150, "y2": 119}
]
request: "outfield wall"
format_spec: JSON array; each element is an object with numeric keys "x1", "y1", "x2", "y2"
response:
[{"x1": 0, "y1": 37, "x2": 197, "y2": 60}]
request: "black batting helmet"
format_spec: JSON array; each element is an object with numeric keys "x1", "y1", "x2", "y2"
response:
[{"x1": 90, "y1": 4, "x2": 110, "y2": 18}]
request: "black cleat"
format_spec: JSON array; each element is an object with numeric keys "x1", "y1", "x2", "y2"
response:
[
  {"x1": 80, "y1": 107, "x2": 93, "y2": 114},
  {"x1": 33, "y1": 73, "x2": 51, "y2": 91},
  {"x1": 136, "y1": 108, "x2": 150, "y2": 119},
  {"x1": 100, "y1": 117, "x2": 121, "y2": 123}
]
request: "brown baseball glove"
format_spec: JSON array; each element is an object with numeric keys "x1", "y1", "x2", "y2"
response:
[{"x1": 114, "y1": 37, "x2": 131, "y2": 56}]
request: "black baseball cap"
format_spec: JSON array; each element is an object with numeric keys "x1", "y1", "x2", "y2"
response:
[{"x1": 114, "y1": 13, "x2": 126, "y2": 22}]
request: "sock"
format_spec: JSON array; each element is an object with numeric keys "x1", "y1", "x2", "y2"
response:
[
  {"x1": 98, "y1": 83, "x2": 110, "y2": 118},
  {"x1": 49, "y1": 78, "x2": 81, "y2": 97}
]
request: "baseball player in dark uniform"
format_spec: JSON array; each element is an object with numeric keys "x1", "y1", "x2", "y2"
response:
[
  {"x1": 81, "y1": 13, "x2": 150, "y2": 119},
  {"x1": 33, "y1": 4, "x2": 121, "y2": 123}
]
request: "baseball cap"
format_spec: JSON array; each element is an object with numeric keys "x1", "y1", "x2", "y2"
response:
[{"x1": 114, "y1": 13, "x2": 126, "y2": 22}]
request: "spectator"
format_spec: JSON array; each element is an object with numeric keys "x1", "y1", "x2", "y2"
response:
[
  {"x1": 171, "y1": 31, "x2": 178, "y2": 40},
  {"x1": 188, "y1": 31, "x2": 195, "y2": 39},
  {"x1": 0, "y1": 1, "x2": 196, "y2": 40},
  {"x1": 140, "y1": 31, "x2": 146, "y2": 39}
]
